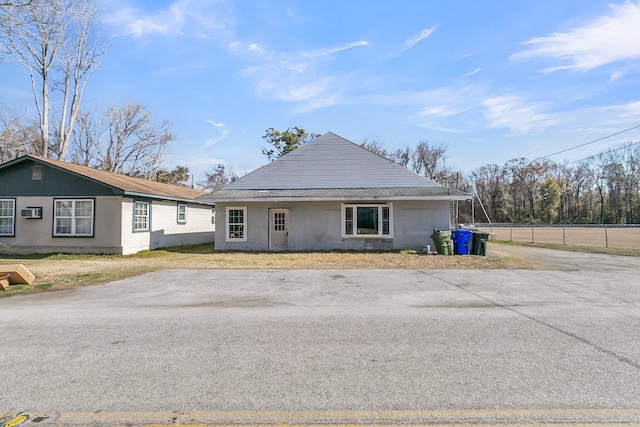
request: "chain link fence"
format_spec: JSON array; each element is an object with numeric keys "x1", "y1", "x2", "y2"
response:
[{"x1": 475, "y1": 224, "x2": 640, "y2": 250}]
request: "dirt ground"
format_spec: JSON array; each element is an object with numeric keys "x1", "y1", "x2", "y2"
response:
[
  {"x1": 478, "y1": 225, "x2": 640, "y2": 250},
  {"x1": 0, "y1": 244, "x2": 540, "y2": 296}
]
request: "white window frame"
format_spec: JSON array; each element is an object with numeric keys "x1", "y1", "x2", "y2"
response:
[
  {"x1": 177, "y1": 203, "x2": 187, "y2": 224},
  {"x1": 226, "y1": 206, "x2": 247, "y2": 242},
  {"x1": 133, "y1": 201, "x2": 150, "y2": 232},
  {"x1": 342, "y1": 203, "x2": 393, "y2": 238},
  {"x1": 211, "y1": 207, "x2": 216, "y2": 224},
  {"x1": 0, "y1": 199, "x2": 16, "y2": 237},
  {"x1": 53, "y1": 198, "x2": 94, "y2": 237}
]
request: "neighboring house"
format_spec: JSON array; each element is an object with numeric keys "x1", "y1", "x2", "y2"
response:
[
  {"x1": 201, "y1": 132, "x2": 470, "y2": 251},
  {"x1": 0, "y1": 155, "x2": 215, "y2": 255}
]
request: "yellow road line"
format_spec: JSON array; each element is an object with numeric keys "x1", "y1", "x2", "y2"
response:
[
  {"x1": 3, "y1": 415, "x2": 27, "y2": 427},
  {"x1": 3, "y1": 409, "x2": 640, "y2": 426}
]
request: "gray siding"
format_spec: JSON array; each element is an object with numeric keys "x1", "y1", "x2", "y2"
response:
[
  {"x1": 214, "y1": 200, "x2": 450, "y2": 251},
  {"x1": 0, "y1": 196, "x2": 124, "y2": 255},
  {"x1": 0, "y1": 160, "x2": 116, "y2": 197},
  {"x1": 224, "y1": 132, "x2": 440, "y2": 190}
]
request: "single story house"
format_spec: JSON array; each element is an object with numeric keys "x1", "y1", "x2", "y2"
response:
[
  {"x1": 0, "y1": 155, "x2": 215, "y2": 255},
  {"x1": 201, "y1": 132, "x2": 470, "y2": 251}
]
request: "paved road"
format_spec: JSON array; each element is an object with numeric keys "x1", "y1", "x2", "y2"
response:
[{"x1": 1, "y1": 247, "x2": 640, "y2": 424}]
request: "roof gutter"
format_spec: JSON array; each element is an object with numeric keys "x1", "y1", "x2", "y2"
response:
[
  {"x1": 123, "y1": 191, "x2": 215, "y2": 205},
  {"x1": 207, "y1": 195, "x2": 472, "y2": 203}
]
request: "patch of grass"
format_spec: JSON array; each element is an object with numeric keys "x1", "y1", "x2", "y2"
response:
[
  {"x1": 72, "y1": 273, "x2": 107, "y2": 284},
  {"x1": 161, "y1": 243, "x2": 215, "y2": 254},
  {"x1": 400, "y1": 249, "x2": 419, "y2": 254}
]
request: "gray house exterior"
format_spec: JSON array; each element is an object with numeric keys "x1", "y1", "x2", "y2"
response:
[
  {"x1": 202, "y1": 132, "x2": 470, "y2": 251},
  {"x1": 0, "y1": 155, "x2": 215, "y2": 255}
]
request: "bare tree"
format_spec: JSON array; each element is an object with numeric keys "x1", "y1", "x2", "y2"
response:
[
  {"x1": 70, "y1": 101, "x2": 176, "y2": 178},
  {"x1": 0, "y1": 0, "x2": 106, "y2": 159},
  {"x1": 410, "y1": 140, "x2": 447, "y2": 179},
  {"x1": 390, "y1": 146, "x2": 412, "y2": 168},
  {"x1": 198, "y1": 164, "x2": 237, "y2": 191},
  {"x1": 360, "y1": 140, "x2": 390, "y2": 159},
  {"x1": 506, "y1": 158, "x2": 550, "y2": 221},
  {"x1": 0, "y1": 1, "x2": 33, "y2": 6},
  {"x1": 470, "y1": 164, "x2": 506, "y2": 222},
  {"x1": 155, "y1": 165, "x2": 190, "y2": 186},
  {"x1": 0, "y1": 105, "x2": 40, "y2": 161}
]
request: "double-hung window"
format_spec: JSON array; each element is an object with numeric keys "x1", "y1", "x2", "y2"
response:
[
  {"x1": 0, "y1": 199, "x2": 15, "y2": 236},
  {"x1": 226, "y1": 206, "x2": 247, "y2": 242},
  {"x1": 133, "y1": 201, "x2": 150, "y2": 231},
  {"x1": 342, "y1": 203, "x2": 392, "y2": 238},
  {"x1": 177, "y1": 203, "x2": 187, "y2": 224},
  {"x1": 54, "y1": 199, "x2": 94, "y2": 237}
]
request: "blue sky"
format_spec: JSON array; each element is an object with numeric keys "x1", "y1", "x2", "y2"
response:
[{"x1": 3, "y1": 0, "x2": 640, "y2": 181}]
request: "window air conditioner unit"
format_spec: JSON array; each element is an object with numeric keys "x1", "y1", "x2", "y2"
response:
[{"x1": 21, "y1": 207, "x2": 42, "y2": 219}]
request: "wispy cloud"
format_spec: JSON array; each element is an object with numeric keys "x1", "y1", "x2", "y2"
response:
[
  {"x1": 204, "y1": 129, "x2": 230, "y2": 146},
  {"x1": 483, "y1": 95, "x2": 560, "y2": 134},
  {"x1": 609, "y1": 70, "x2": 627, "y2": 83},
  {"x1": 272, "y1": 81, "x2": 331, "y2": 102},
  {"x1": 609, "y1": 100, "x2": 640, "y2": 119},
  {"x1": 511, "y1": 2, "x2": 640, "y2": 73},
  {"x1": 419, "y1": 105, "x2": 460, "y2": 117},
  {"x1": 459, "y1": 68, "x2": 482, "y2": 78},
  {"x1": 233, "y1": 37, "x2": 369, "y2": 112},
  {"x1": 402, "y1": 27, "x2": 437, "y2": 51},
  {"x1": 303, "y1": 41, "x2": 370, "y2": 58},
  {"x1": 202, "y1": 119, "x2": 228, "y2": 146},
  {"x1": 104, "y1": 0, "x2": 229, "y2": 38}
]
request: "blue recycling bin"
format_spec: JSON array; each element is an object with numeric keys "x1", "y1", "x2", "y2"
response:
[{"x1": 452, "y1": 229, "x2": 473, "y2": 255}]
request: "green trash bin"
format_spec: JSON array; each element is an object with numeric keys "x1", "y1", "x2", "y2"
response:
[
  {"x1": 430, "y1": 230, "x2": 454, "y2": 255},
  {"x1": 472, "y1": 231, "x2": 490, "y2": 256}
]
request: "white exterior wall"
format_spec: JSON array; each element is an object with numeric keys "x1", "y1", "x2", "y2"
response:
[
  {"x1": 121, "y1": 198, "x2": 215, "y2": 255},
  {"x1": 120, "y1": 198, "x2": 151, "y2": 255},
  {"x1": 0, "y1": 196, "x2": 123, "y2": 254},
  {"x1": 214, "y1": 200, "x2": 450, "y2": 251},
  {"x1": 149, "y1": 200, "x2": 215, "y2": 250}
]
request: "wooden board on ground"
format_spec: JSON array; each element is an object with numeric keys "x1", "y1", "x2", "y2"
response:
[{"x1": 0, "y1": 264, "x2": 36, "y2": 290}]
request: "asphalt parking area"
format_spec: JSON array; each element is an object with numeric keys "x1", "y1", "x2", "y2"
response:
[{"x1": 1, "y1": 247, "x2": 639, "y2": 421}]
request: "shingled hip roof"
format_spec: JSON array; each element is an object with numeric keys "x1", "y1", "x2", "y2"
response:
[{"x1": 201, "y1": 132, "x2": 472, "y2": 201}]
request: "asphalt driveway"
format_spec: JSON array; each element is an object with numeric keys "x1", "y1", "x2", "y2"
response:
[{"x1": 1, "y1": 246, "x2": 639, "y2": 424}]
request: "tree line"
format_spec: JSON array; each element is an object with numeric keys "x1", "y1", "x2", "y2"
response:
[{"x1": 364, "y1": 139, "x2": 640, "y2": 225}]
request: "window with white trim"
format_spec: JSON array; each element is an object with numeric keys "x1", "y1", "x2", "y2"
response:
[
  {"x1": 177, "y1": 203, "x2": 187, "y2": 224},
  {"x1": 211, "y1": 207, "x2": 216, "y2": 224},
  {"x1": 54, "y1": 199, "x2": 94, "y2": 237},
  {"x1": 226, "y1": 206, "x2": 247, "y2": 242},
  {"x1": 0, "y1": 199, "x2": 15, "y2": 236},
  {"x1": 133, "y1": 201, "x2": 150, "y2": 231},
  {"x1": 342, "y1": 203, "x2": 392, "y2": 238}
]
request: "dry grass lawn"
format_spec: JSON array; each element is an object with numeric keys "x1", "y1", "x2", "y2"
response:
[{"x1": 0, "y1": 243, "x2": 536, "y2": 297}]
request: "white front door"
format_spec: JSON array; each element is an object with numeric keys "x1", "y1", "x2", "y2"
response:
[{"x1": 269, "y1": 209, "x2": 289, "y2": 251}]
